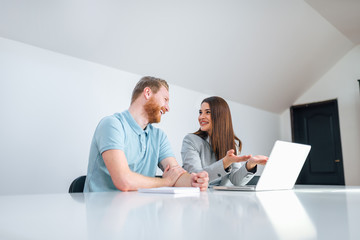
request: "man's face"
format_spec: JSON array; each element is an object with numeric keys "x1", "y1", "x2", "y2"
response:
[{"x1": 144, "y1": 86, "x2": 170, "y2": 123}]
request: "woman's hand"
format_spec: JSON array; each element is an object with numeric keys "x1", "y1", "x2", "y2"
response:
[
  {"x1": 246, "y1": 155, "x2": 268, "y2": 171},
  {"x1": 223, "y1": 149, "x2": 252, "y2": 169}
]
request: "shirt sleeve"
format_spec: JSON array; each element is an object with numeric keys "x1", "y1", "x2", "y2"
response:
[{"x1": 95, "y1": 116, "x2": 125, "y2": 154}]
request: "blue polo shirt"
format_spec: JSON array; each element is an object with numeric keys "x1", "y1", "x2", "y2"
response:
[{"x1": 84, "y1": 110, "x2": 175, "y2": 192}]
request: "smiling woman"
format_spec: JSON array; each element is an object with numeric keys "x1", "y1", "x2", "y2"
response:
[{"x1": 181, "y1": 96, "x2": 268, "y2": 187}]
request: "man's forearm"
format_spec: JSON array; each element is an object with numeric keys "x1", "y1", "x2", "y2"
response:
[
  {"x1": 173, "y1": 171, "x2": 209, "y2": 191},
  {"x1": 173, "y1": 172, "x2": 192, "y2": 187},
  {"x1": 103, "y1": 150, "x2": 173, "y2": 191},
  {"x1": 115, "y1": 171, "x2": 170, "y2": 191}
]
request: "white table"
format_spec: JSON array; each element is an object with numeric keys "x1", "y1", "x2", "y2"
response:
[{"x1": 0, "y1": 185, "x2": 359, "y2": 240}]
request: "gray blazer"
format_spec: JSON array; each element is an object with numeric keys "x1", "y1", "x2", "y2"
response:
[{"x1": 181, "y1": 133, "x2": 255, "y2": 186}]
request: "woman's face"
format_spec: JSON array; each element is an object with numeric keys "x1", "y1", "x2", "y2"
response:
[{"x1": 198, "y1": 102, "x2": 212, "y2": 134}]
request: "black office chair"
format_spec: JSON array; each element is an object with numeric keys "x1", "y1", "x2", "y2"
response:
[{"x1": 69, "y1": 175, "x2": 86, "y2": 193}]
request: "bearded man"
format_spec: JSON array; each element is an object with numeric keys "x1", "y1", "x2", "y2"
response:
[{"x1": 84, "y1": 76, "x2": 209, "y2": 192}]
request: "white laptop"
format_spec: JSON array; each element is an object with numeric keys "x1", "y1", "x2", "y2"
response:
[{"x1": 213, "y1": 140, "x2": 311, "y2": 191}]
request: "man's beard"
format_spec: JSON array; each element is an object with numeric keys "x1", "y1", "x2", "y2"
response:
[{"x1": 144, "y1": 97, "x2": 162, "y2": 123}]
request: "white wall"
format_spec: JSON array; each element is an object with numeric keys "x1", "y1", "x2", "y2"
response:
[
  {"x1": 0, "y1": 37, "x2": 280, "y2": 195},
  {"x1": 280, "y1": 45, "x2": 360, "y2": 185}
]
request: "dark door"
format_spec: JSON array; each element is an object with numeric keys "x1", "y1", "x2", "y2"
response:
[{"x1": 291, "y1": 99, "x2": 345, "y2": 185}]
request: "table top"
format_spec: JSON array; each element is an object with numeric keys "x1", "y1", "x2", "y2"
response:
[{"x1": 1, "y1": 185, "x2": 360, "y2": 240}]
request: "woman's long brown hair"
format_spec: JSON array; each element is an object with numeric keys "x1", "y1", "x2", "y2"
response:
[{"x1": 194, "y1": 96, "x2": 242, "y2": 160}]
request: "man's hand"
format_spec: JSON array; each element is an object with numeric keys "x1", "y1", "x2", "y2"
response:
[
  {"x1": 190, "y1": 171, "x2": 209, "y2": 192},
  {"x1": 162, "y1": 164, "x2": 186, "y2": 186}
]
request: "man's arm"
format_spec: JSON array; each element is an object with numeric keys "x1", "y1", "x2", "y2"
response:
[
  {"x1": 160, "y1": 157, "x2": 209, "y2": 191},
  {"x1": 103, "y1": 149, "x2": 185, "y2": 191}
]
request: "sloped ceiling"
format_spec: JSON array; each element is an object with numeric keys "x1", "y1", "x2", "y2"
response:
[
  {"x1": 305, "y1": 0, "x2": 360, "y2": 45},
  {"x1": 0, "y1": 0, "x2": 357, "y2": 113}
]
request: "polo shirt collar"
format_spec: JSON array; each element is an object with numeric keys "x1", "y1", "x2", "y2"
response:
[{"x1": 124, "y1": 110, "x2": 149, "y2": 135}]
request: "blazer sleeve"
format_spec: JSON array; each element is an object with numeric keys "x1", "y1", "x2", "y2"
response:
[
  {"x1": 181, "y1": 135, "x2": 229, "y2": 183},
  {"x1": 228, "y1": 162, "x2": 256, "y2": 186}
]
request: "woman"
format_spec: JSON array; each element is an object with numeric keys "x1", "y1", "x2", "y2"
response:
[{"x1": 181, "y1": 96, "x2": 268, "y2": 186}]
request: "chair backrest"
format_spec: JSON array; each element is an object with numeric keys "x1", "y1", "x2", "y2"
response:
[{"x1": 69, "y1": 175, "x2": 86, "y2": 193}]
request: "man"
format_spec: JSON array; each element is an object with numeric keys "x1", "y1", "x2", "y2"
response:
[{"x1": 84, "y1": 76, "x2": 209, "y2": 192}]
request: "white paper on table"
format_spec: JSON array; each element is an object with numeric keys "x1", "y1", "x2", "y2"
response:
[{"x1": 138, "y1": 187, "x2": 200, "y2": 194}]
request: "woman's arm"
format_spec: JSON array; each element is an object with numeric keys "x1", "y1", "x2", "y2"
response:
[
  {"x1": 228, "y1": 155, "x2": 268, "y2": 186},
  {"x1": 228, "y1": 163, "x2": 256, "y2": 186},
  {"x1": 181, "y1": 135, "x2": 232, "y2": 183}
]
